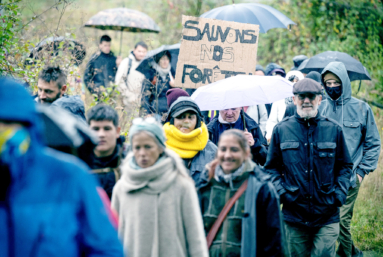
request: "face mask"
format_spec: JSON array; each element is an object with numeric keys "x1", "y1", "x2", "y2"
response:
[{"x1": 325, "y1": 86, "x2": 342, "y2": 100}]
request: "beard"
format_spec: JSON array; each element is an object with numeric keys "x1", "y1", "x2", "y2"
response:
[
  {"x1": 39, "y1": 91, "x2": 61, "y2": 104},
  {"x1": 297, "y1": 104, "x2": 318, "y2": 119}
]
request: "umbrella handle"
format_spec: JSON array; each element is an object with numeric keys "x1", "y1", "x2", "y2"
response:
[{"x1": 241, "y1": 108, "x2": 246, "y2": 131}]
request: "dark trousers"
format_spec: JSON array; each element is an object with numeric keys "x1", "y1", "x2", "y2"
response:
[
  {"x1": 336, "y1": 177, "x2": 362, "y2": 257},
  {"x1": 285, "y1": 222, "x2": 339, "y2": 257}
]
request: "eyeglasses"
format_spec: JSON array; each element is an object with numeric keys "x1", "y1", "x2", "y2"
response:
[
  {"x1": 297, "y1": 94, "x2": 318, "y2": 101},
  {"x1": 325, "y1": 81, "x2": 341, "y2": 87},
  {"x1": 132, "y1": 116, "x2": 158, "y2": 125}
]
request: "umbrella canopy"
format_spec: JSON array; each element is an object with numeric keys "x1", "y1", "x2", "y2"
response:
[
  {"x1": 297, "y1": 51, "x2": 371, "y2": 81},
  {"x1": 28, "y1": 36, "x2": 86, "y2": 65},
  {"x1": 136, "y1": 43, "x2": 180, "y2": 77},
  {"x1": 37, "y1": 105, "x2": 98, "y2": 149},
  {"x1": 84, "y1": 8, "x2": 160, "y2": 32},
  {"x1": 191, "y1": 75, "x2": 293, "y2": 111},
  {"x1": 200, "y1": 3, "x2": 295, "y2": 33}
]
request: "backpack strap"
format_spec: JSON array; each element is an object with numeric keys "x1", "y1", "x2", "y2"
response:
[
  {"x1": 123, "y1": 58, "x2": 133, "y2": 90},
  {"x1": 206, "y1": 179, "x2": 248, "y2": 248}
]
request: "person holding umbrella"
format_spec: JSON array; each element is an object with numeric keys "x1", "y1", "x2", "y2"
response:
[
  {"x1": 163, "y1": 95, "x2": 217, "y2": 184},
  {"x1": 319, "y1": 62, "x2": 381, "y2": 257},
  {"x1": 207, "y1": 107, "x2": 268, "y2": 166},
  {"x1": 265, "y1": 78, "x2": 353, "y2": 257},
  {"x1": 84, "y1": 35, "x2": 121, "y2": 96},
  {"x1": 140, "y1": 51, "x2": 194, "y2": 118}
]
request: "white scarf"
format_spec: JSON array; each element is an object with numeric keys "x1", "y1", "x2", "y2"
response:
[{"x1": 151, "y1": 61, "x2": 171, "y2": 81}]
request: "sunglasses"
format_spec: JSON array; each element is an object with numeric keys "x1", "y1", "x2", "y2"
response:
[
  {"x1": 297, "y1": 94, "x2": 318, "y2": 101},
  {"x1": 132, "y1": 116, "x2": 158, "y2": 125}
]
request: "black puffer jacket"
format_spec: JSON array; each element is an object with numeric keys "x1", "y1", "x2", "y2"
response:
[
  {"x1": 264, "y1": 112, "x2": 353, "y2": 227},
  {"x1": 87, "y1": 136, "x2": 128, "y2": 199},
  {"x1": 84, "y1": 51, "x2": 117, "y2": 94}
]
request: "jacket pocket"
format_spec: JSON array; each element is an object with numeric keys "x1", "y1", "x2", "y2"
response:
[
  {"x1": 281, "y1": 181, "x2": 300, "y2": 204},
  {"x1": 280, "y1": 141, "x2": 301, "y2": 163},
  {"x1": 318, "y1": 183, "x2": 335, "y2": 205},
  {"x1": 316, "y1": 142, "x2": 336, "y2": 185}
]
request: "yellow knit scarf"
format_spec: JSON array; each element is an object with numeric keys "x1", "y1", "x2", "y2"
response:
[{"x1": 163, "y1": 122, "x2": 209, "y2": 159}]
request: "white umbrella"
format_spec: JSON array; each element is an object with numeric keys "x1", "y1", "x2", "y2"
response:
[{"x1": 190, "y1": 75, "x2": 293, "y2": 111}]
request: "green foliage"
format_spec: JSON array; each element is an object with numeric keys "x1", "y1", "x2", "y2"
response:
[{"x1": 258, "y1": 0, "x2": 383, "y2": 103}]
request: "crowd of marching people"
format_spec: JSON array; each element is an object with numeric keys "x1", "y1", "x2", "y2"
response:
[{"x1": 0, "y1": 34, "x2": 381, "y2": 257}]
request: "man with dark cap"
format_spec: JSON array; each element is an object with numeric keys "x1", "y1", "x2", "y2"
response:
[
  {"x1": 283, "y1": 71, "x2": 323, "y2": 118},
  {"x1": 265, "y1": 78, "x2": 353, "y2": 257},
  {"x1": 291, "y1": 55, "x2": 308, "y2": 71},
  {"x1": 319, "y1": 62, "x2": 381, "y2": 257}
]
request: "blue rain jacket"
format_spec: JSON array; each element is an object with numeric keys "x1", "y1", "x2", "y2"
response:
[{"x1": 0, "y1": 79, "x2": 123, "y2": 257}]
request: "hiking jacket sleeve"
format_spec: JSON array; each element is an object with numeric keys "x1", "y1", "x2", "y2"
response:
[
  {"x1": 334, "y1": 126, "x2": 353, "y2": 205},
  {"x1": 356, "y1": 106, "x2": 381, "y2": 178},
  {"x1": 84, "y1": 58, "x2": 95, "y2": 93},
  {"x1": 263, "y1": 125, "x2": 285, "y2": 196}
]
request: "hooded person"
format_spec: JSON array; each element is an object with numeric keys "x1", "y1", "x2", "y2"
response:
[
  {"x1": 319, "y1": 61, "x2": 381, "y2": 257},
  {"x1": 265, "y1": 70, "x2": 304, "y2": 143},
  {"x1": 163, "y1": 96, "x2": 217, "y2": 184},
  {"x1": 140, "y1": 51, "x2": 195, "y2": 117},
  {"x1": 0, "y1": 79, "x2": 123, "y2": 257},
  {"x1": 51, "y1": 95, "x2": 86, "y2": 121},
  {"x1": 111, "y1": 117, "x2": 209, "y2": 257}
]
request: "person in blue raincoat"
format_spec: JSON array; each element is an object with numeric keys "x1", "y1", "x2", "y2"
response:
[{"x1": 0, "y1": 78, "x2": 123, "y2": 257}]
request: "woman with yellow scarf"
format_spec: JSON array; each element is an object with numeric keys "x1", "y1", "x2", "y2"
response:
[{"x1": 163, "y1": 96, "x2": 217, "y2": 184}]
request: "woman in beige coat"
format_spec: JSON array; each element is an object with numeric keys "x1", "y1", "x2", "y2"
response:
[{"x1": 111, "y1": 117, "x2": 208, "y2": 257}]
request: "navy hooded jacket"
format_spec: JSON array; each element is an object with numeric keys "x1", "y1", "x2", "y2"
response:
[{"x1": 0, "y1": 79, "x2": 123, "y2": 257}]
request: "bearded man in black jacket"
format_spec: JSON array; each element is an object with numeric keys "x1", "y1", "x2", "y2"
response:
[{"x1": 265, "y1": 78, "x2": 353, "y2": 257}]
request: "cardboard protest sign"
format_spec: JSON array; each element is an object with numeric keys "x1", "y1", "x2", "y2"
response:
[{"x1": 175, "y1": 15, "x2": 259, "y2": 89}]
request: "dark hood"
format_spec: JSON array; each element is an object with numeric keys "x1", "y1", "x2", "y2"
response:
[
  {"x1": 51, "y1": 95, "x2": 86, "y2": 121},
  {"x1": 321, "y1": 61, "x2": 351, "y2": 104}
]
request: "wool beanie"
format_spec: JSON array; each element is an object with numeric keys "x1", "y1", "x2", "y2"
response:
[
  {"x1": 166, "y1": 88, "x2": 190, "y2": 109},
  {"x1": 165, "y1": 96, "x2": 203, "y2": 128},
  {"x1": 323, "y1": 72, "x2": 341, "y2": 83},
  {"x1": 129, "y1": 119, "x2": 167, "y2": 147},
  {"x1": 305, "y1": 71, "x2": 322, "y2": 84}
]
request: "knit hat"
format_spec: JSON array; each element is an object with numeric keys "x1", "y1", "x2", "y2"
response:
[
  {"x1": 168, "y1": 96, "x2": 201, "y2": 118},
  {"x1": 323, "y1": 72, "x2": 341, "y2": 83},
  {"x1": 166, "y1": 88, "x2": 190, "y2": 109},
  {"x1": 129, "y1": 118, "x2": 167, "y2": 147},
  {"x1": 305, "y1": 71, "x2": 322, "y2": 84}
]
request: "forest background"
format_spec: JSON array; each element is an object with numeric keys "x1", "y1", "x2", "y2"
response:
[{"x1": 0, "y1": 0, "x2": 382, "y2": 254}]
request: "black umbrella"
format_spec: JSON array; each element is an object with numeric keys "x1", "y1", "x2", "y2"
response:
[
  {"x1": 136, "y1": 43, "x2": 180, "y2": 77},
  {"x1": 28, "y1": 37, "x2": 86, "y2": 66},
  {"x1": 297, "y1": 51, "x2": 371, "y2": 82}
]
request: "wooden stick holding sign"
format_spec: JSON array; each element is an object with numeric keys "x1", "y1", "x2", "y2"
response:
[{"x1": 175, "y1": 15, "x2": 259, "y2": 89}]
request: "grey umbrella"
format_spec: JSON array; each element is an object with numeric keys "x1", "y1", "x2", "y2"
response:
[{"x1": 84, "y1": 8, "x2": 161, "y2": 55}]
